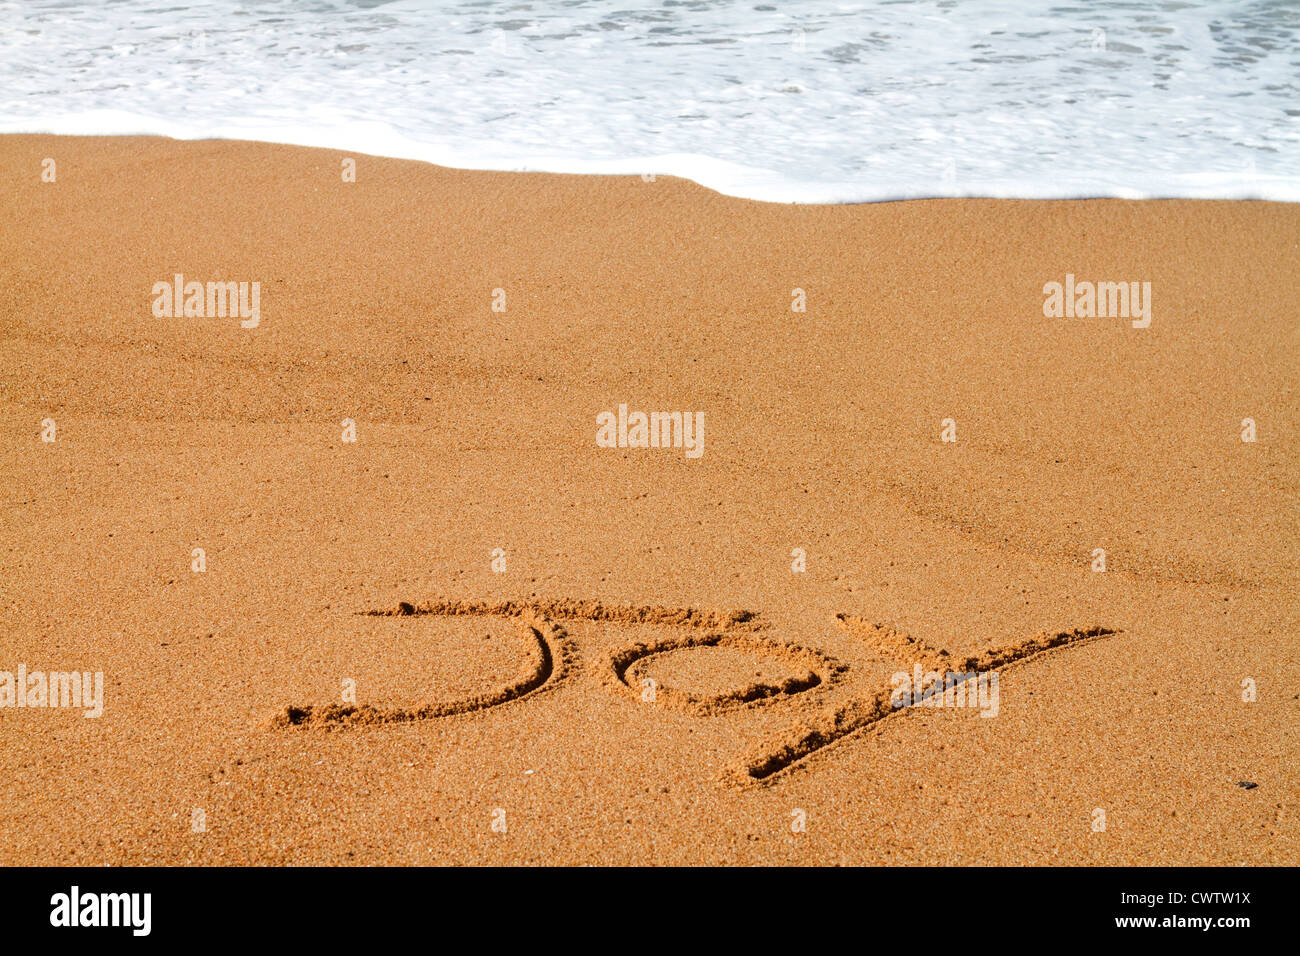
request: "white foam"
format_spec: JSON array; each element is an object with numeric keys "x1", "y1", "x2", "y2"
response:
[{"x1": 1, "y1": 0, "x2": 1296, "y2": 203}]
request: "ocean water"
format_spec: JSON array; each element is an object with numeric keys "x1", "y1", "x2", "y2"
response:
[{"x1": 1, "y1": 0, "x2": 1296, "y2": 203}]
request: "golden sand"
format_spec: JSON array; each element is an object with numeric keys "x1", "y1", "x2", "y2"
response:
[{"x1": 1, "y1": 134, "x2": 1296, "y2": 864}]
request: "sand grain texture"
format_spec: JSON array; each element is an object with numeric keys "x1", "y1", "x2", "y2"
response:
[{"x1": 1, "y1": 135, "x2": 1296, "y2": 865}]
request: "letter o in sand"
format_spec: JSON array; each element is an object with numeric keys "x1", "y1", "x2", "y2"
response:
[{"x1": 607, "y1": 632, "x2": 843, "y2": 716}]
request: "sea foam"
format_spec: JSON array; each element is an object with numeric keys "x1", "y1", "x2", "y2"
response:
[{"x1": 1, "y1": 0, "x2": 1296, "y2": 203}]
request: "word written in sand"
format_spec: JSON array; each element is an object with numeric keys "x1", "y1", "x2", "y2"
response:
[
  {"x1": 596, "y1": 404, "x2": 704, "y2": 458},
  {"x1": 151, "y1": 273, "x2": 260, "y2": 328},
  {"x1": 1042, "y1": 274, "x2": 1151, "y2": 328}
]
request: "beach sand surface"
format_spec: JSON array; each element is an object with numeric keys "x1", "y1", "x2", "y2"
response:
[{"x1": 1, "y1": 135, "x2": 1296, "y2": 864}]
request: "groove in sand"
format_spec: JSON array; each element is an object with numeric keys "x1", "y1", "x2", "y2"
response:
[
  {"x1": 271, "y1": 613, "x2": 572, "y2": 729},
  {"x1": 736, "y1": 621, "x2": 1120, "y2": 785},
  {"x1": 274, "y1": 598, "x2": 758, "y2": 728},
  {"x1": 606, "y1": 631, "x2": 847, "y2": 716}
]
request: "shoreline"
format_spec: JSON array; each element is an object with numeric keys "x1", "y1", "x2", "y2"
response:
[{"x1": 7, "y1": 128, "x2": 1299, "y2": 205}]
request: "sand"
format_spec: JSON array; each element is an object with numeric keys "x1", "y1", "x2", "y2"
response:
[{"x1": 0, "y1": 134, "x2": 1296, "y2": 865}]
